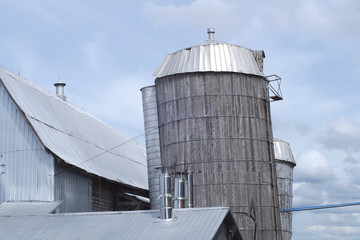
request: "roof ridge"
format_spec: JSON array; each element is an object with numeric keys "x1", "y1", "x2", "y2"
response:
[
  {"x1": 0, "y1": 66, "x2": 148, "y2": 189},
  {"x1": 0, "y1": 66, "x2": 135, "y2": 147}
]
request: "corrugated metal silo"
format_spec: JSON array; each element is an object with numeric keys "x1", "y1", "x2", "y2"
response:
[
  {"x1": 273, "y1": 138, "x2": 296, "y2": 240},
  {"x1": 141, "y1": 86, "x2": 162, "y2": 209},
  {"x1": 152, "y1": 29, "x2": 282, "y2": 239}
]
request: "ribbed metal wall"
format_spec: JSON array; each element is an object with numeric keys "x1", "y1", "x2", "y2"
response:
[
  {"x1": 54, "y1": 162, "x2": 92, "y2": 213},
  {"x1": 141, "y1": 86, "x2": 162, "y2": 210},
  {"x1": 274, "y1": 139, "x2": 296, "y2": 240},
  {"x1": 156, "y1": 72, "x2": 282, "y2": 240},
  {"x1": 0, "y1": 83, "x2": 54, "y2": 203}
]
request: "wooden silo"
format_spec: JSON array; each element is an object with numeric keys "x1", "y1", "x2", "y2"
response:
[
  {"x1": 274, "y1": 138, "x2": 296, "y2": 240},
  {"x1": 150, "y1": 29, "x2": 282, "y2": 239}
]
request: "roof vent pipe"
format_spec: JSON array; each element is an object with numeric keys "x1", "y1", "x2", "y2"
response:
[
  {"x1": 178, "y1": 177, "x2": 186, "y2": 208},
  {"x1": 187, "y1": 171, "x2": 194, "y2": 208},
  {"x1": 207, "y1": 28, "x2": 215, "y2": 40},
  {"x1": 160, "y1": 171, "x2": 172, "y2": 219},
  {"x1": 54, "y1": 77, "x2": 66, "y2": 101},
  {"x1": 174, "y1": 178, "x2": 179, "y2": 209}
]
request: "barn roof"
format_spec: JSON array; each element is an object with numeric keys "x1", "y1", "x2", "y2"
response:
[
  {"x1": 0, "y1": 66, "x2": 148, "y2": 191},
  {"x1": 0, "y1": 207, "x2": 242, "y2": 240},
  {"x1": 0, "y1": 201, "x2": 63, "y2": 216}
]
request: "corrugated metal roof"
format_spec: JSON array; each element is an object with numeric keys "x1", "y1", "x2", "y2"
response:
[
  {"x1": 0, "y1": 67, "x2": 148, "y2": 190},
  {"x1": 124, "y1": 193, "x2": 150, "y2": 203},
  {"x1": 273, "y1": 138, "x2": 296, "y2": 165},
  {"x1": 0, "y1": 207, "x2": 239, "y2": 240},
  {"x1": 0, "y1": 201, "x2": 62, "y2": 216},
  {"x1": 153, "y1": 40, "x2": 264, "y2": 78}
]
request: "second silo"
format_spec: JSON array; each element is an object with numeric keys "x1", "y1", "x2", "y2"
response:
[
  {"x1": 152, "y1": 29, "x2": 282, "y2": 240},
  {"x1": 274, "y1": 138, "x2": 296, "y2": 240}
]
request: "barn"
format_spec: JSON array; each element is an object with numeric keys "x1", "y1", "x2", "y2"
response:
[{"x1": 0, "y1": 66, "x2": 149, "y2": 213}]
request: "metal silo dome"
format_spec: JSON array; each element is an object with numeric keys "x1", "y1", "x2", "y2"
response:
[
  {"x1": 143, "y1": 28, "x2": 283, "y2": 240},
  {"x1": 153, "y1": 28, "x2": 265, "y2": 78}
]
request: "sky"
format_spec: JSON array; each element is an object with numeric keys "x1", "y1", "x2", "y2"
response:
[{"x1": 0, "y1": 0, "x2": 359, "y2": 239}]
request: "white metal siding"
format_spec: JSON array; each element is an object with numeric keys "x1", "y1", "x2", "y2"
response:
[{"x1": 0, "y1": 83, "x2": 54, "y2": 203}]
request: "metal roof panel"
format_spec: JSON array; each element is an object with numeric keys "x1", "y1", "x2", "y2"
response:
[
  {"x1": 0, "y1": 201, "x2": 62, "y2": 216},
  {"x1": 273, "y1": 138, "x2": 296, "y2": 165},
  {"x1": 0, "y1": 207, "x2": 239, "y2": 240},
  {"x1": 154, "y1": 41, "x2": 264, "y2": 78},
  {"x1": 0, "y1": 67, "x2": 148, "y2": 190}
]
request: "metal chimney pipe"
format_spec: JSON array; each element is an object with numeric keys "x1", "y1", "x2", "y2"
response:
[
  {"x1": 187, "y1": 171, "x2": 194, "y2": 208},
  {"x1": 174, "y1": 178, "x2": 179, "y2": 209},
  {"x1": 207, "y1": 28, "x2": 215, "y2": 40},
  {"x1": 141, "y1": 86, "x2": 162, "y2": 210},
  {"x1": 178, "y1": 177, "x2": 185, "y2": 208},
  {"x1": 160, "y1": 171, "x2": 172, "y2": 219},
  {"x1": 54, "y1": 77, "x2": 66, "y2": 101}
]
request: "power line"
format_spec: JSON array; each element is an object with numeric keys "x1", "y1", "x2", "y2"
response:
[
  {"x1": 53, "y1": 123, "x2": 162, "y2": 177},
  {"x1": 0, "y1": 148, "x2": 44, "y2": 155},
  {"x1": 26, "y1": 114, "x2": 155, "y2": 166},
  {"x1": 20, "y1": 112, "x2": 163, "y2": 177},
  {"x1": 281, "y1": 202, "x2": 360, "y2": 212}
]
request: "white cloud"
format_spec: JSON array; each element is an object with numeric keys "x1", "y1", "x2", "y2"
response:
[
  {"x1": 3, "y1": 0, "x2": 61, "y2": 25},
  {"x1": 142, "y1": 0, "x2": 360, "y2": 44},
  {"x1": 142, "y1": 0, "x2": 236, "y2": 29},
  {"x1": 81, "y1": 33, "x2": 106, "y2": 70},
  {"x1": 1, "y1": 39, "x2": 40, "y2": 82},
  {"x1": 294, "y1": 150, "x2": 333, "y2": 182},
  {"x1": 344, "y1": 156, "x2": 359, "y2": 164},
  {"x1": 292, "y1": 208, "x2": 360, "y2": 240},
  {"x1": 317, "y1": 118, "x2": 360, "y2": 150},
  {"x1": 308, "y1": 225, "x2": 360, "y2": 239},
  {"x1": 69, "y1": 71, "x2": 150, "y2": 142}
]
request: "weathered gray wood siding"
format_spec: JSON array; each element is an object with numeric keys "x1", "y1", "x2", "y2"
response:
[
  {"x1": 92, "y1": 178, "x2": 116, "y2": 211},
  {"x1": 92, "y1": 178, "x2": 150, "y2": 211},
  {"x1": 156, "y1": 72, "x2": 282, "y2": 240},
  {"x1": 276, "y1": 160, "x2": 295, "y2": 240}
]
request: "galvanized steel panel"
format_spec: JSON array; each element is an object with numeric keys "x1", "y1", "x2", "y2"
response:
[
  {"x1": 0, "y1": 67, "x2": 148, "y2": 191},
  {"x1": 141, "y1": 86, "x2": 161, "y2": 209},
  {"x1": 0, "y1": 83, "x2": 54, "y2": 203},
  {"x1": 54, "y1": 163, "x2": 92, "y2": 213},
  {"x1": 0, "y1": 207, "x2": 240, "y2": 240},
  {"x1": 0, "y1": 201, "x2": 62, "y2": 216},
  {"x1": 153, "y1": 41, "x2": 264, "y2": 78},
  {"x1": 273, "y1": 138, "x2": 296, "y2": 165}
]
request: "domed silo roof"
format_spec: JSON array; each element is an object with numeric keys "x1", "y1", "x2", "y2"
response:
[
  {"x1": 273, "y1": 138, "x2": 296, "y2": 166},
  {"x1": 153, "y1": 28, "x2": 265, "y2": 78}
]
